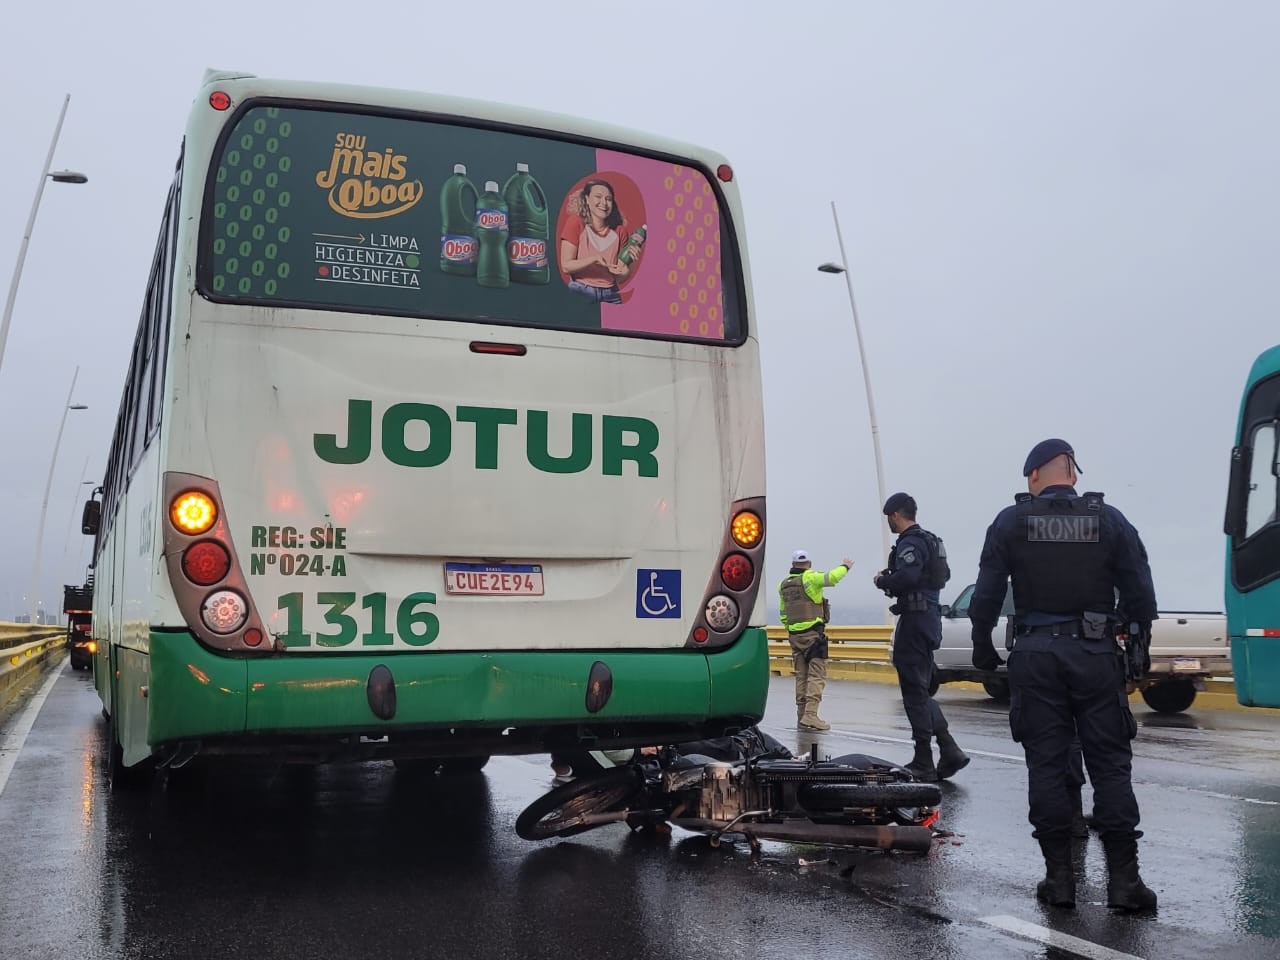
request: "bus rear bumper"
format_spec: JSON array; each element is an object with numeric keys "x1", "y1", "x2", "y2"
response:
[
  {"x1": 1231, "y1": 635, "x2": 1280, "y2": 707},
  {"x1": 146, "y1": 627, "x2": 768, "y2": 760}
]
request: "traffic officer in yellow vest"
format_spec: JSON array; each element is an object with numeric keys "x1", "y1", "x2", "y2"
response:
[{"x1": 779, "y1": 550, "x2": 853, "y2": 731}]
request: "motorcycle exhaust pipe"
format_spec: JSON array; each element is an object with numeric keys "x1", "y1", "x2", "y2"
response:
[{"x1": 672, "y1": 818, "x2": 934, "y2": 853}]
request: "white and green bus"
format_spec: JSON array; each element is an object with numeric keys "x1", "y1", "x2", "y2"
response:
[{"x1": 84, "y1": 70, "x2": 767, "y2": 782}]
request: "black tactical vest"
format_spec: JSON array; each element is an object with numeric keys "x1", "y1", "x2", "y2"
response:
[
  {"x1": 889, "y1": 528, "x2": 950, "y2": 592},
  {"x1": 1007, "y1": 492, "x2": 1115, "y2": 617}
]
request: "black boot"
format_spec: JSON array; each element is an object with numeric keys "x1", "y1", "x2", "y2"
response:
[
  {"x1": 1103, "y1": 836, "x2": 1158, "y2": 912},
  {"x1": 1068, "y1": 786, "x2": 1089, "y2": 839},
  {"x1": 1036, "y1": 838, "x2": 1076, "y2": 908},
  {"x1": 935, "y1": 729, "x2": 970, "y2": 780},
  {"x1": 904, "y1": 740, "x2": 938, "y2": 782}
]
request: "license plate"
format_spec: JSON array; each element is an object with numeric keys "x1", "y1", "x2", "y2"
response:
[
  {"x1": 444, "y1": 562, "x2": 544, "y2": 596},
  {"x1": 1173, "y1": 658, "x2": 1202, "y2": 672}
]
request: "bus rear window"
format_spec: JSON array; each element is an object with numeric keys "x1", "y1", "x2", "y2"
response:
[{"x1": 198, "y1": 103, "x2": 743, "y2": 344}]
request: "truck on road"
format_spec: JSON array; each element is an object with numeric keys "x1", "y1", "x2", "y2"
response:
[
  {"x1": 929, "y1": 583, "x2": 1229, "y2": 713},
  {"x1": 62, "y1": 580, "x2": 95, "y2": 671}
]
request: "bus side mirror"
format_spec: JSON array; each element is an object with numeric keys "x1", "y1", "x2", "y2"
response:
[
  {"x1": 81, "y1": 499, "x2": 101, "y2": 536},
  {"x1": 1224, "y1": 444, "x2": 1250, "y2": 540}
]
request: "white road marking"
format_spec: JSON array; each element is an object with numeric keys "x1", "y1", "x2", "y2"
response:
[
  {"x1": 981, "y1": 914, "x2": 1146, "y2": 960},
  {"x1": 816, "y1": 726, "x2": 1025, "y2": 762},
  {"x1": 0, "y1": 662, "x2": 67, "y2": 799}
]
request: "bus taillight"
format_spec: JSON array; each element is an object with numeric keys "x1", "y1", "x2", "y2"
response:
[
  {"x1": 687, "y1": 496, "x2": 765, "y2": 648},
  {"x1": 730, "y1": 511, "x2": 762, "y2": 549},
  {"x1": 201, "y1": 590, "x2": 249, "y2": 635},
  {"x1": 705, "y1": 595, "x2": 740, "y2": 632},
  {"x1": 171, "y1": 491, "x2": 217, "y2": 534},
  {"x1": 182, "y1": 541, "x2": 231, "y2": 586},
  {"x1": 163, "y1": 472, "x2": 269, "y2": 654},
  {"x1": 721, "y1": 554, "x2": 754, "y2": 591},
  {"x1": 209, "y1": 91, "x2": 231, "y2": 111}
]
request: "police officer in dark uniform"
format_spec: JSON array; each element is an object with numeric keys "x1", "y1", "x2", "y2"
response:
[
  {"x1": 874, "y1": 493, "x2": 969, "y2": 782},
  {"x1": 969, "y1": 440, "x2": 1157, "y2": 912}
]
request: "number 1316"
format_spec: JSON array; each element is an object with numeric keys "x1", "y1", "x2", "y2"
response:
[{"x1": 275, "y1": 592, "x2": 439, "y2": 648}]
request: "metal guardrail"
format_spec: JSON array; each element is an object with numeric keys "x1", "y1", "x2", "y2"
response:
[
  {"x1": 765, "y1": 625, "x2": 893, "y2": 644},
  {"x1": 0, "y1": 623, "x2": 61, "y2": 651},
  {"x1": 764, "y1": 624, "x2": 1268, "y2": 713},
  {"x1": 0, "y1": 628, "x2": 66, "y2": 706}
]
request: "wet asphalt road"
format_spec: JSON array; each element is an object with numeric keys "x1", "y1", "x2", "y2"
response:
[{"x1": 2, "y1": 660, "x2": 1279, "y2": 960}]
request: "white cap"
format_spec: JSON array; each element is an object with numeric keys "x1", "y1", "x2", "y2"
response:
[
  {"x1": 516, "y1": 162, "x2": 529, "y2": 173},
  {"x1": 453, "y1": 163, "x2": 466, "y2": 174},
  {"x1": 485, "y1": 180, "x2": 499, "y2": 192},
  {"x1": 792, "y1": 550, "x2": 810, "y2": 564}
]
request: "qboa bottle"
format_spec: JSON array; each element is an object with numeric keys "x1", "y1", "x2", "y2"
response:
[
  {"x1": 502, "y1": 162, "x2": 550, "y2": 285},
  {"x1": 439, "y1": 163, "x2": 479, "y2": 277},
  {"x1": 476, "y1": 180, "x2": 510, "y2": 289}
]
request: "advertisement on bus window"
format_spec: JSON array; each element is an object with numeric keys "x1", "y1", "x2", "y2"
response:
[{"x1": 200, "y1": 105, "x2": 738, "y2": 343}]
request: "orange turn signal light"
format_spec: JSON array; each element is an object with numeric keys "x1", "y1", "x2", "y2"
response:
[
  {"x1": 86, "y1": 641, "x2": 97, "y2": 654},
  {"x1": 170, "y1": 491, "x2": 218, "y2": 535},
  {"x1": 730, "y1": 511, "x2": 763, "y2": 549}
]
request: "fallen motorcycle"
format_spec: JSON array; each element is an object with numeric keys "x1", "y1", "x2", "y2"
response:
[{"x1": 516, "y1": 730, "x2": 942, "y2": 853}]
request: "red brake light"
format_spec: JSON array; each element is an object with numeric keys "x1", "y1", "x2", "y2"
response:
[
  {"x1": 470, "y1": 342, "x2": 527, "y2": 356},
  {"x1": 182, "y1": 541, "x2": 231, "y2": 586},
  {"x1": 721, "y1": 554, "x2": 754, "y2": 592},
  {"x1": 209, "y1": 91, "x2": 231, "y2": 111},
  {"x1": 692, "y1": 627, "x2": 708, "y2": 643},
  {"x1": 717, "y1": 164, "x2": 733, "y2": 182},
  {"x1": 243, "y1": 627, "x2": 264, "y2": 647}
]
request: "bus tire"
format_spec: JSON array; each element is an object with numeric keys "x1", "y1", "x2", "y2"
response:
[
  {"x1": 797, "y1": 781, "x2": 943, "y2": 811},
  {"x1": 106, "y1": 712, "x2": 152, "y2": 792},
  {"x1": 515, "y1": 768, "x2": 642, "y2": 841},
  {"x1": 440, "y1": 755, "x2": 490, "y2": 775},
  {"x1": 1141, "y1": 678, "x2": 1197, "y2": 714}
]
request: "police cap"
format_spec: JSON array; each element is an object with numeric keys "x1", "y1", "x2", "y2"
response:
[
  {"x1": 882, "y1": 492, "x2": 916, "y2": 516},
  {"x1": 1023, "y1": 438, "x2": 1083, "y2": 477}
]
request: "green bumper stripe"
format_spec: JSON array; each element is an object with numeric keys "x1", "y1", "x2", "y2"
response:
[{"x1": 148, "y1": 627, "x2": 767, "y2": 744}]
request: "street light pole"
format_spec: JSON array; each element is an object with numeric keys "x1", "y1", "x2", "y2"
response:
[
  {"x1": 0, "y1": 94, "x2": 88, "y2": 377},
  {"x1": 31, "y1": 366, "x2": 86, "y2": 624},
  {"x1": 819, "y1": 201, "x2": 892, "y2": 622},
  {"x1": 62, "y1": 453, "x2": 94, "y2": 566}
]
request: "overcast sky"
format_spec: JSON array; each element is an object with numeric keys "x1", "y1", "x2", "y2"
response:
[{"x1": 1, "y1": 1, "x2": 1275, "y2": 619}]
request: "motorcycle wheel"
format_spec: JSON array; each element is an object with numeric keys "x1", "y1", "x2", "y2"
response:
[
  {"x1": 797, "y1": 781, "x2": 943, "y2": 811},
  {"x1": 515, "y1": 768, "x2": 643, "y2": 841}
]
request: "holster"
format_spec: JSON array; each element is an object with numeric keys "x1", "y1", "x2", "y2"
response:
[
  {"x1": 1081, "y1": 611, "x2": 1111, "y2": 640},
  {"x1": 1005, "y1": 617, "x2": 1018, "y2": 652}
]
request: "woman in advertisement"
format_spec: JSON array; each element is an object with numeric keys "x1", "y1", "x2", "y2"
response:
[{"x1": 559, "y1": 178, "x2": 635, "y2": 304}]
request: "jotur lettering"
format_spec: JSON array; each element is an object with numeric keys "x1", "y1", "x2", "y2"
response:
[{"x1": 313, "y1": 400, "x2": 660, "y2": 477}]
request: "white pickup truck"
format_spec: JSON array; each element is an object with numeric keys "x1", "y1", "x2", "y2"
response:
[{"x1": 930, "y1": 583, "x2": 1230, "y2": 713}]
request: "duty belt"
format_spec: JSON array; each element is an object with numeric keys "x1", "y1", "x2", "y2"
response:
[
  {"x1": 1014, "y1": 611, "x2": 1113, "y2": 641},
  {"x1": 1016, "y1": 621, "x2": 1083, "y2": 637}
]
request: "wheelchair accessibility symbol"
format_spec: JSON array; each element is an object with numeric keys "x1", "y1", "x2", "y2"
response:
[{"x1": 636, "y1": 569, "x2": 681, "y2": 619}]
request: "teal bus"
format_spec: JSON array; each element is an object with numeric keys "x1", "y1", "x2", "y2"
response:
[
  {"x1": 83, "y1": 70, "x2": 768, "y2": 784},
  {"x1": 1225, "y1": 344, "x2": 1280, "y2": 707}
]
